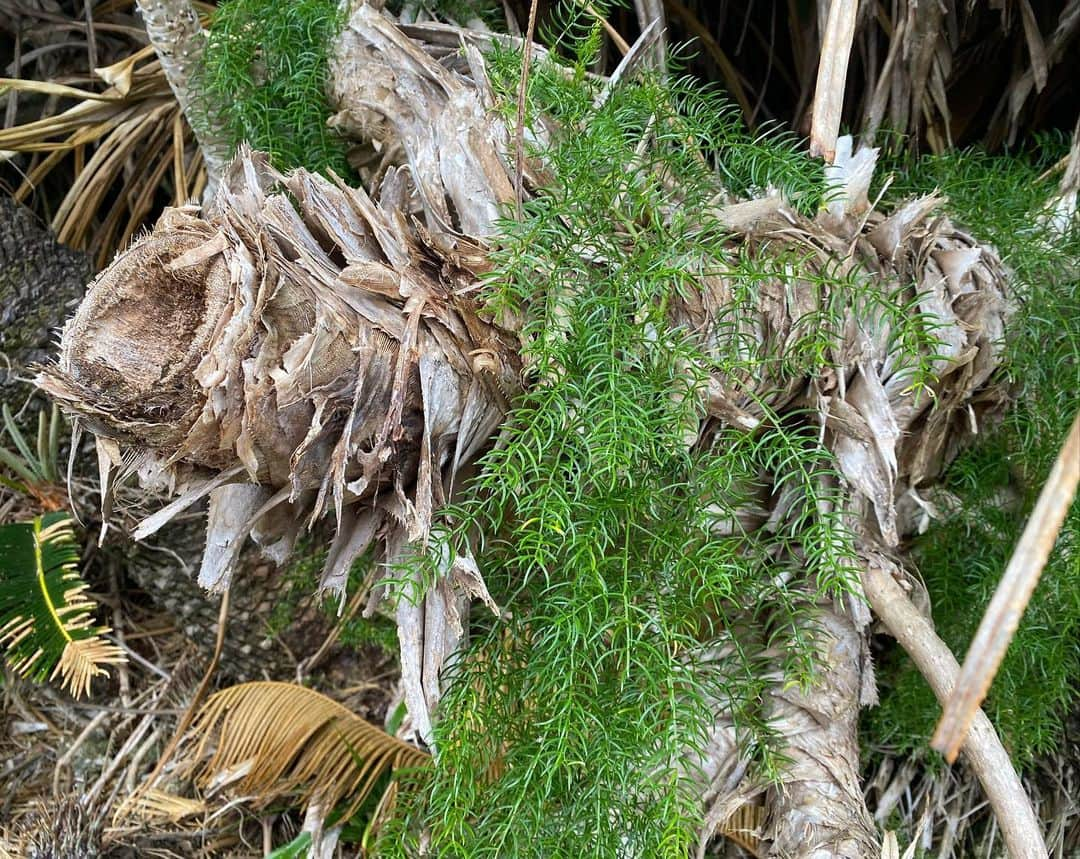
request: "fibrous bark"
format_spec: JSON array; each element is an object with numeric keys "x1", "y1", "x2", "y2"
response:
[
  {"x1": 39, "y1": 144, "x2": 519, "y2": 741},
  {"x1": 35, "y1": 5, "x2": 1030, "y2": 852},
  {"x1": 0, "y1": 200, "x2": 335, "y2": 682},
  {"x1": 764, "y1": 599, "x2": 877, "y2": 858}
]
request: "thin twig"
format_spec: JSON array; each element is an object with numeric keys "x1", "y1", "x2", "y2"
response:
[
  {"x1": 932, "y1": 410, "x2": 1080, "y2": 763},
  {"x1": 53, "y1": 709, "x2": 111, "y2": 796},
  {"x1": 297, "y1": 563, "x2": 382, "y2": 681},
  {"x1": 110, "y1": 564, "x2": 133, "y2": 708},
  {"x1": 513, "y1": 0, "x2": 540, "y2": 220},
  {"x1": 663, "y1": 0, "x2": 755, "y2": 124},
  {"x1": 862, "y1": 556, "x2": 1048, "y2": 859},
  {"x1": 1036, "y1": 153, "x2": 1070, "y2": 183},
  {"x1": 84, "y1": 0, "x2": 99, "y2": 77}
]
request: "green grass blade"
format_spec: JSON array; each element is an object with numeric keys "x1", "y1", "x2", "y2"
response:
[
  {"x1": 2, "y1": 404, "x2": 43, "y2": 483},
  {"x1": 0, "y1": 444, "x2": 38, "y2": 485}
]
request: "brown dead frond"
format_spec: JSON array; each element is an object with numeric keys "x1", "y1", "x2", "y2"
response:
[
  {"x1": 0, "y1": 46, "x2": 204, "y2": 268},
  {"x1": 717, "y1": 803, "x2": 765, "y2": 857},
  {"x1": 185, "y1": 681, "x2": 431, "y2": 818},
  {"x1": 122, "y1": 788, "x2": 206, "y2": 823}
]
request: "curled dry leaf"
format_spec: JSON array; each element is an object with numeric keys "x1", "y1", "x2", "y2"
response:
[{"x1": 185, "y1": 681, "x2": 430, "y2": 818}]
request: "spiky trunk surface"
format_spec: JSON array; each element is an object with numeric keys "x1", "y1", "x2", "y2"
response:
[{"x1": 36, "y1": 5, "x2": 1024, "y2": 852}]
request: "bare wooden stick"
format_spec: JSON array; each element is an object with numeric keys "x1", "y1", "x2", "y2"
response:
[
  {"x1": 932, "y1": 410, "x2": 1080, "y2": 762},
  {"x1": 862, "y1": 558, "x2": 1048, "y2": 859},
  {"x1": 513, "y1": 0, "x2": 540, "y2": 220},
  {"x1": 809, "y1": 0, "x2": 858, "y2": 162}
]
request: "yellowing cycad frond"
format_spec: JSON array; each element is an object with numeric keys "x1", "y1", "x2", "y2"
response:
[
  {"x1": 187, "y1": 682, "x2": 430, "y2": 818},
  {"x1": 54, "y1": 636, "x2": 128, "y2": 700},
  {"x1": 0, "y1": 512, "x2": 125, "y2": 697},
  {"x1": 122, "y1": 788, "x2": 207, "y2": 823}
]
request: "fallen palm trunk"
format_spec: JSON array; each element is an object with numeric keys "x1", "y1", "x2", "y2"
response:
[{"x1": 36, "y1": 5, "x2": 1039, "y2": 854}]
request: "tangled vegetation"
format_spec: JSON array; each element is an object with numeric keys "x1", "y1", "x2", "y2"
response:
[
  {"x1": 191, "y1": 0, "x2": 349, "y2": 176},
  {"x1": 869, "y1": 142, "x2": 1080, "y2": 767},
  {"x1": 1, "y1": 0, "x2": 1065, "y2": 854},
  {"x1": 368, "y1": 25, "x2": 952, "y2": 857},
  {"x1": 181, "y1": 0, "x2": 1080, "y2": 851}
]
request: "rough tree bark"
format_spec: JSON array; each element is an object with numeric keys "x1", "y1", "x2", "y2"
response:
[
  {"x1": 34, "y1": 4, "x2": 1047, "y2": 855},
  {"x1": 0, "y1": 198, "x2": 88, "y2": 401}
]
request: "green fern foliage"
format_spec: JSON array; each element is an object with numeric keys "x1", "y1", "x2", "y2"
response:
[
  {"x1": 192, "y1": 0, "x2": 348, "y2": 176},
  {"x1": 0, "y1": 512, "x2": 125, "y2": 698},
  {"x1": 868, "y1": 142, "x2": 1080, "y2": 767},
  {"x1": 372, "y1": 14, "x2": 940, "y2": 857}
]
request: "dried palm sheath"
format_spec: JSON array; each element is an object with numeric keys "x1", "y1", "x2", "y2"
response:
[{"x1": 36, "y1": 5, "x2": 1016, "y2": 854}]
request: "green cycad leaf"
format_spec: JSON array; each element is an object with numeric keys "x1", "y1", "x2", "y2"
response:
[
  {"x1": 0, "y1": 512, "x2": 125, "y2": 697},
  {"x1": 0, "y1": 400, "x2": 65, "y2": 498}
]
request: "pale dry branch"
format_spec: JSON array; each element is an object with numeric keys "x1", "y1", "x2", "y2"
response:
[
  {"x1": 932, "y1": 410, "x2": 1080, "y2": 763},
  {"x1": 809, "y1": 0, "x2": 857, "y2": 162},
  {"x1": 863, "y1": 556, "x2": 1048, "y2": 859}
]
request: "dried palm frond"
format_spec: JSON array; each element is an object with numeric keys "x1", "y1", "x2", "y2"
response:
[
  {"x1": 0, "y1": 46, "x2": 204, "y2": 268},
  {"x1": 121, "y1": 788, "x2": 207, "y2": 823},
  {"x1": 182, "y1": 681, "x2": 430, "y2": 818},
  {"x1": 716, "y1": 803, "x2": 765, "y2": 857},
  {"x1": 0, "y1": 511, "x2": 125, "y2": 697}
]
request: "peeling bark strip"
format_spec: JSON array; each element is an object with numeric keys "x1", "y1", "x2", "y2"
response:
[{"x1": 37, "y1": 4, "x2": 1022, "y2": 845}]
